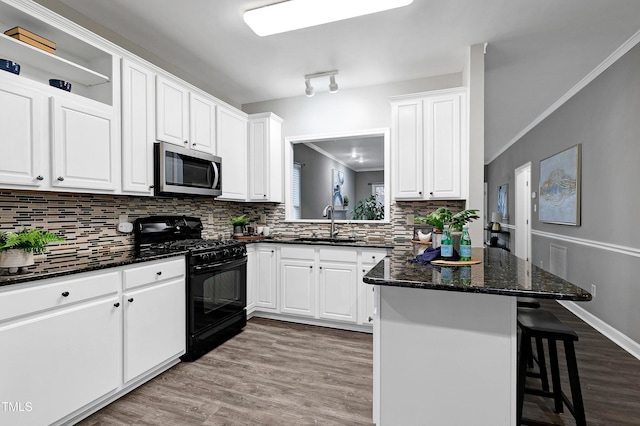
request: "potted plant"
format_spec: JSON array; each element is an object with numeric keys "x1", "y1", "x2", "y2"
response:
[
  {"x1": 415, "y1": 208, "x2": 479, "y2": 248},
  {"x1": 352, "y1": 195, "x2": 384, "y2": 220},
  {"x1": 343, "y1": 195, "x2": 350, "y2": 207},
  {"x1": 228, "y1": 215, "x2": 252, "y2": 236},
  {"x1": 0, "y1": 228, "x2": 64, "y2": 272}
]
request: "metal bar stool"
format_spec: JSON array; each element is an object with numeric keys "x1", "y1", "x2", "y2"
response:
[{"x1": 517, "y1": 307, "x2": 586, "y2": 426}]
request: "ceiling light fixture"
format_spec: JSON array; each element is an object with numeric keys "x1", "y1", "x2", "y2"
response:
[
  {"x1": 304, "y1": 70, "x2": 339, "y2": 97},
  {"x1": 244, "y1": 0, "x2": 414, "y2": 37},
  {"x1": 305, "y1": 78, "x2": 315, "y2": 97}
]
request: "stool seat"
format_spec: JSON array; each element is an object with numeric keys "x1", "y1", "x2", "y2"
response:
[
  {"x1": 517, "y1": 307, "x2": 577, "y2": 339},
  {"x1": 517, "y1": 297, "x2": 541, "y2": 309},
  {"x1": 517, "y1": 307, "x2": 586, "y2": 426}
]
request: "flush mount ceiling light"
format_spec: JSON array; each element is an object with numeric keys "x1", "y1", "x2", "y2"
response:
[
  {"x1": 244, "y1": 0, "x2": 414, "y2": 37},
  {"x1": 304, "y1": 70, "x2": 339, "y2": 97}
]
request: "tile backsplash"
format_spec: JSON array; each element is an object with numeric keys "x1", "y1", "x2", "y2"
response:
[{"x1": 0, "y1": 190, "x2": 464, "y2": 263}]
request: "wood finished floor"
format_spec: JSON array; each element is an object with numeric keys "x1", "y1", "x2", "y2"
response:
[{"x1": 78, "y1": 303, "x2": 640, "y2": 426}]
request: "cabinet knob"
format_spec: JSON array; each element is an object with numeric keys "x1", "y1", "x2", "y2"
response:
[
  {"x1": 192, "y1": 143, "x2": 196, "y2": 147},
  {"x1": 363, "y1": 269, "x2": 366, "y2": 273},
  {"x1": 149, "y1": 185, "x2": 155, "y2": 189},
  {"x1": 368, "y1": 316, "x2": 373, "y2": 323},
  {"x1": 36, "y1": 175, "x2": 44, "y2": 181},
  {"x1": 418, "y1": 191, "x2": 422, "y2": 195},
  {"x1": 113, "y1": 302, "x2": 120, "y2": 308},
  {"x1": 271, "y1": 250, "x2": 274, "y2": 253},
  {"x1": 156, "y1": 271, "x2": 162, "y2": 276},
  {"x1": 430, "y1": 191, "x2": 434, "y2": 195},
  {"x1": 319, "y1": 266, "x2": 323, "y2": 270},
  {"x1": 128, "y1": 298, "x2": 134, "y2": 303},
  {"x1": 309, "y1": 265, "x2": 313, "y2": 269},
  {"x1": 184, "y1": 140, "x2": 188, "y2": 145},
  {"x1": 61, "y1": 291, "x2": 69, "y2": 297},
  {"x1": 372, "y1": 255, "x2": 376, "y2": 260},
  {"x1": 57, "y1": 176, "x2": 64, "y2": 182}
]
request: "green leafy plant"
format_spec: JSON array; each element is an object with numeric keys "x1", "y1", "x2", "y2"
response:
[
  {"x1": 352, "y1": 195, "x2": 384, "y2": 220},
  {"x1": 227, "y1": 215, "x2": 252, "y2": 226},
  {"x1": 342, "y1": 195, "x2": 350, "y2": 207},
  {"x1": 415, "y1": 208, "x2": 479, "y2": 232},
  {"x1": 0, "y1": 228, "x2": 65, "y2": 254}
]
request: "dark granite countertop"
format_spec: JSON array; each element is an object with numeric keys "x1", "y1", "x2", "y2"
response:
[
  {"x1": 363, "y1": 245, "x2": 592, "y2": 301},
  {"x1": 245, "y1": 237, "x2": 394, "y2": 249},
  {"x1": 0, "y1": 249, "x2": 188, "y2": 287}
]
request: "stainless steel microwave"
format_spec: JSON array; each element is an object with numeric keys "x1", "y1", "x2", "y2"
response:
[{"x1": 154, "y1": 142, "x2": 222, "y2": 197}]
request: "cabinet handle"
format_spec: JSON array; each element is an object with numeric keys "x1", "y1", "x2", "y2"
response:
[
  {"x1": 36, "y1": 175, "x2": 44, "y2": 181},
  {"x1": 114, "y1": 302, "x2": 120, "y2": 308},
  {"x1": 57, "y1": 176, "x2": 64, "y2": 182},
  {"x1": 156, "y1": 271, "x2": 162, "y2": 276},
  {"x1": 128, "y1": 298, "x2": 134, "y2": 303},
  {"x1": 368, "y1": 316, "x2": 373, "y2": 322},
  {"x1": 61, "y1": 291, "x2": 69, "y2": 297}
]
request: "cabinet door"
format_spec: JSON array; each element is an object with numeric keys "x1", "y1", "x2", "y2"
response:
[
  {"x1": 156, "y1": 75, "x2": 189, "y2": 146},
  {"x1": 246, "y1": 246, "x2": 256, "y2": 314},
  {"x1": 392, "y1": 98, "x2": 424, "y2": 199},
  {"x1": 0, "y1": 298, "x2": 120, "y2": 426},
  {"x1": 256, "y1": 246, "x2": 278, "y2": 311},
  {"x1": 123, "y1": 277, "x2": 186, "y2": 383},
  {"x1": 280, "y1": 259, "x2": 314, "y2": 317},
  {"x1": 0, "y1": 77, "x2": 48, "y2": 188},
  {"x1": 189, "y1": 92, "x2": 217, "y2": 154},
  {"x1": 217, "y1": 106, "x2": 248, "y2": 200},
  {"x1": 248, "y1": 117, "x2": 269, "y2": 201},
  {"x1": 51, "y1": 97, "x2": 118, "y2": 191},
  {"x1": 122, "y1": 58, "x2": 155, "y2": 195},
  {"x1": 318, "y1": 261, "x2": 358, "y2": 323},
  {"x1": 425, "y1": 92, "x2": 463, "y2": 199}
]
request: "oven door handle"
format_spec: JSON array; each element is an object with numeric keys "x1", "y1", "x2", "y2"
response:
[{"x1": 192, "y1": 257, "x2": 246, "y2": 273}]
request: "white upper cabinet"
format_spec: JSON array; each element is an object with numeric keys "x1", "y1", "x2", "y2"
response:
[
  {"x1": 0, "y1": 75, "x2": 48, "y2": 187},
  {"x1": 217, "y1": 105, "x2": 248, "y2": 200},
  {"x1": 189, "y1": 91, "x2": 217, "y2": 154},
  {"x1": 248, "y1": 112, "x2": 283, "y2": 202},
  {"x1": 51, "y1": 96, "x2": 118, "y2": 191},
  {"x1": 156, "y1": 75, "x2": 217, "y2": 155},
  {"x1": 391, "y1": 88, "x2": 468, "y2": 201},
  {"x1": 121, "y1": 58, "x2": 155, "y2": 195},
  {"x1": 156, "y1": 75, "x2": 189, "y2": 147}
]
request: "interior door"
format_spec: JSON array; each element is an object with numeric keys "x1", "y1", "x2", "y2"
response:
[{"x1": 515, "y1": 163, "x2": 532, "y2": 260}]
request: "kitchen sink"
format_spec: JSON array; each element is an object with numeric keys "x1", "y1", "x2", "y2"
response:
[{"x1": 294, "y1": 237, "x2": 361, "y2": 243}]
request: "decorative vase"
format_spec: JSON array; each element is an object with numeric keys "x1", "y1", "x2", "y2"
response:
[
  {"x1": 0, "y1": 249, "x2": 34, "y2": 274},
  {"x1": 232, "y1": 224, "x2": 245, "y2": 237}
]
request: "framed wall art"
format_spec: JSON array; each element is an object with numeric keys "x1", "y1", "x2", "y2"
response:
[
  {"x1": 497, "y1": 183, "x2": 508, "y2": 220},
  {"x1": 538, "y1": 144, "x2": 582, "y2": 225}
]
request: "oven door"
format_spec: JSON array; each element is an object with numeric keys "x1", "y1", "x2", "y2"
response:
[{"x1": 188, "y1": 256, "x2": 246, "y2": 336}]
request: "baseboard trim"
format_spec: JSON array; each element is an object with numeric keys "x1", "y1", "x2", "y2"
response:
[
  {"x1": 251, "y1": 311, "x2": 373, "y2": 334},
  {"x1": 532, "y1": 229, "x2": 640, "y2": 258},
  {"x1": 557, "y1": 300, "x2": 640, "y2": 361}
]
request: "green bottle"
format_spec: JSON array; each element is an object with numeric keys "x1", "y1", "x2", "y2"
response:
[
  {"x1": 460, "y1": 225, "x2": 472, "y2": 261},
  {"x1": 441, "y1": 224, "x2": 453, "y2": 258}
]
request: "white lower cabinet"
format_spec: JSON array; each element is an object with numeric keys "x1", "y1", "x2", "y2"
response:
[
  {"x1": 0, "y1": 256, "x2": 185, "y2": 426},
  {"x1": 255, "y1": 244, "x2": 278, "y2": 311},
  {"x1": 248, "y1": 244, "x2": 389, "y2": 329},
  {"x1": 0, "y1": 271, "x2": 120, "y2": 426},
  {"x1": 281, "y1": 258, "x2": 315, "y2": 317}
]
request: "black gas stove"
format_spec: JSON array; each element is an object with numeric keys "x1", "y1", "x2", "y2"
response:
[{"x1": 134, "y1": 216, "x2": 247, "y2": 361}]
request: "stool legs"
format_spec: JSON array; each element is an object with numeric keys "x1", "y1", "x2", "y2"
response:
[
  {"x1": 565, "y1": 340, "x2": 587, "y2": 426},
  {"x1": 535, "y1": 336, "x2": 550, "y2": 392},
  {"x1": 548, "y1": 339, "x2": 564, "y2": 413}
]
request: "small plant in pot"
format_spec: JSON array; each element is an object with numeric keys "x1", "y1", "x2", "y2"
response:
[
  {"x1": 0, "y1": 228, "x2": 65, "y2": 273},
  {"x1": 228, "y1": 215, "x2": 252, "y2": 237},
  {"x1": 415, "y1": 208, "x2": 479, "y2": 248}
]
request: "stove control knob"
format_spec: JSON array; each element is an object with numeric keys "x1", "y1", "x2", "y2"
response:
[{"x1": 223, "y1": 249, "x2": 231, "y2": 257}]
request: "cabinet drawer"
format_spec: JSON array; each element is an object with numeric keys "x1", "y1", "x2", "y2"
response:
[
  {"x1": 123, "y1": 257, "x2": 185, "y2": 290},
  {"x1": 361, "y1": 249, "x2": 388, "y2": 265},
  {"x1": 280, "y1": 245, "x2": 315, "y2": 260},
  {"x1": 319, "y1": 247, "x2": 357, "y2": 263},
  {"x1": 0, "y1": 271, "x2": 119, "y2": 322}
]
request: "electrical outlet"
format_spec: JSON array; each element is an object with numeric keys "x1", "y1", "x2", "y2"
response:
[
  {"x1": 259, "y1": 214, "x2": 267, "y2": 224},
  {"x1": 406, "y1": 214, "x2": 414, "y2": 224},
  {"x1": 591, "y1": 284, "x2": 597, "y2": 298}
]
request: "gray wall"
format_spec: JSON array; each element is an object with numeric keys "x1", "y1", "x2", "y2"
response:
[
  {"x1": 486, "y1": 42, "x2": 640, "y2": 343},
  {"x1": 355, "y1": 170, "x2": 385, "y2": 205},
  {"x1": 294, "y1": 145, "x2": 355, "y2": 219}
]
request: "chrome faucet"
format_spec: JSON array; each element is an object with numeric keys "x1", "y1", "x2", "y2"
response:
[{"x1": 322, "y1": 204, "x2": 339, "y2": 238}]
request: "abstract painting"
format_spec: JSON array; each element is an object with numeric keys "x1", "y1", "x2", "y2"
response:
[
  {"x1": 498, "y1": 183, "x2": 508, "y2": 220},
  {"x1": 539, "y1": 144, "x2": 581, "y2": 225},
  {"x1": 332, "y1": 169, "x2": 344, "y2": 207}
]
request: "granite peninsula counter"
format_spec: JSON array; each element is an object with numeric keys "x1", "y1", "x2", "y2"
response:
[{"x1": 364, "y1": 245, "x2": 592, "y2": 426}]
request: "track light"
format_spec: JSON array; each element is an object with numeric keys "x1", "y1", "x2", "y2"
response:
[
  {"x1": 305, "y1": 79, "x2": 315, "y2": 97},
  {"x1": 329, "y1": 75, "x2": 339, "y2": 93},
  {"x1": 304, "y1": 70, "x2": 339, "y2": 97}
]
